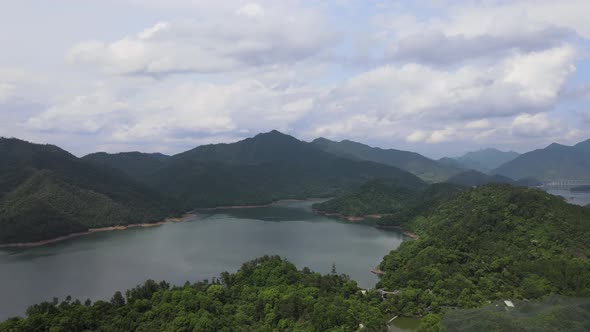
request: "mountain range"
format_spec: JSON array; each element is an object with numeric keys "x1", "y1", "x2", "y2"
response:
[
  {"x1": 311, "y1": 137, "x2": 459, "y2": 182},
  {"x1": 440, "y1": 148, "x2": 520, "y2": 173},
  {"x1": 493, "y1": 139, "x2": 590, "y2": 181},
  {"x1": 2, "y1": 131, "x2": 589, "y2": 244}
]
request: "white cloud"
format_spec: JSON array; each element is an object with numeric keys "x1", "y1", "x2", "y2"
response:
[
  {"x1": 0, "y1": 83, "x2": 14, "y2": 103},
  {"x1": 312, "y1": 45, "x2": 575, "y2": 124},
  {"x1": 26, "y1": 79, "x2": 315, "y2": 145},
  {"x1": 511, "y1": 113, "x2": 556, "y2": 137},
  {"x1": 380, "y1": 0, "x2": 585, "y2": 66},
  {"x1": 67, "y1": 4, "x2": 334, "y2": 77}
]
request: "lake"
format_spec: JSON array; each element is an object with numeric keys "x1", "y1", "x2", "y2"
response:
[
  {"x1": 0, "y1": 200, "x2": 406, "y2": 320},
  {"x1": 544, "y1": 188, "x2": 590, "y2": 206}
]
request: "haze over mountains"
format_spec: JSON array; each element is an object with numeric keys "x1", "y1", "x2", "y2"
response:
[
  {"x1": 2, "y1": 130, "x2": 590, "y2": 244},
  {"x1": 493, "y1": 139, "x2": 590, "y2": 181},
  {"x1": 440, "y1": 148, "x2": 520, "y2": 173},
  {"x1": 311, "y1": 137, "x2": 459, "y2": 182}
]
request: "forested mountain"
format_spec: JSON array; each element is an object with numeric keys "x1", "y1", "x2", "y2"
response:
[
  {"x1": 0, "y1": 138, "x2": 174, "y2": 244},
  {"x1": 140, "y1": 131, "x2": 426, "y2": 209},
  {"x1": 82, "y1": 152, "x2": 169, "y2": 179},
  {"x1": 377, "y1": 184, "x2": 590, "y2": 322},
  {"x1": 313, "y1": 179, "x2": 464, "y2": 223},
  {"x1": 1, "y1": 132, "x2": 426, "y2": 243},
  {"x1": 310, "y1": 137, "x2": 459, "y2": 182},
  {"x1": 493, "y1": 139, "x2": 590, "y2": 181},
  {"x1": 446, "y1": 148, "x2": 520, "y2": 173},
  {"x1": 0, "y1": 256, "x2": 386, "y2": 331}
]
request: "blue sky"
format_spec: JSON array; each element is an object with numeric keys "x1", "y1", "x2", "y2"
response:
[{"x1": 1, "y1": 0, "x2": 589, "y2": 158}]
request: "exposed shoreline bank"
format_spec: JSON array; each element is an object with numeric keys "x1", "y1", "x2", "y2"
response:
[
  {"x1": 0, "y1": 213, "x2": 197, "y2": 249},
  {"x1": 313, "y1": 210, "x2": 420, "y2": 240},
  {"x1": 0, "y1": 199, "x2": 328, "y2": 249}
]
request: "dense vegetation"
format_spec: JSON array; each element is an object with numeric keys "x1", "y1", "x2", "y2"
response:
[
  {"x1": 446, "y1": 170, "x2": 540, "y2": 187},
  {"x1": 131, "y1": 131, "x2": 426, "y2": 210},
  {"x1": 0, "y1": 256, "x2": 387, "y2": 331},
  {"x1": 377, "y1": 184, "x2": 590, "y2": 319},
  {"x1": 441, "y1": 295, "x2": 590, "y2": 332},
  {"x1": 442, "y1": 148, "x2": 519, "y2": 173},
  {"x1": 0, "y1": 138, "x2": 174, "y2": 244},
  {"x1": 493, "y1": 139, "x2": 590, "y2": 181},
  {"x1": 82, "y1": 152, "x2": 169, "y2": 180},
  {"x1": 311, "y1": 137, "x2": 459, "y2": 183},
  {"x1": 0, "y1": 132, "x2": 425, "y2": 244},
  {"x1": 312, "y1": 179, "x2": 463, "y2": 225}
]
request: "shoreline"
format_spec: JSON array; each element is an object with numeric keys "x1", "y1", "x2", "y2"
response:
[
  {"x1": 197, "y1": 198, "x2": 328, "y2": 211},
  {"x1": 314, "y1": 210, "x2": 420, "y2": 240},
  {"x1": 0, "y1": 213, "x2": 197, "y2": 249}
]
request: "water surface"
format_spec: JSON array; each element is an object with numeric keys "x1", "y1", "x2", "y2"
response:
[
  {"x1": 544, "y1": 188, "x2": 590, "y2": 206},
  {"x1": 0, "y1": 200, "x2": 405, "y2": 320}
]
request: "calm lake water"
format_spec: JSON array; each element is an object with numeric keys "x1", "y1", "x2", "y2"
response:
[
  {"x1": 545, "y1": 188, "x2": 590, "y2": 206},
  {"x1": 0, "y1": 200, "x2": 406, "y2": 320}
]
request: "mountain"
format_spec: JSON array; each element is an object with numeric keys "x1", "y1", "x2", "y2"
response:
[
  {"x1": 82, "y1": 151, "x2": 169, "y2": 179},
  {"x1": 0, "y1": 138, "x2": 174, "y2": 244},
  {"x1": 493, "y1": 139, "x2": 590, "y2": 181},
  {"x1": 377, "y1": 184, "x2": 590, "y2": 317},
  {"x1": 447, "y1": 170, "x2": 515, "y2": 187},
  {"x1": 142, "y1": 131, "x2": 427, "y2": 209},
  {"x1": 310, "y1": 137, "x2": 459, "y2": 182},
  {"x1": 443, "y1": 148, "x2": 520, "y2": 173},
  {"x1": 313, "y1": 179, "x2": 464, "y2": 223}
]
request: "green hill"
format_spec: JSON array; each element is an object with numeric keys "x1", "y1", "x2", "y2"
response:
[
  {"x1": 313, "y1": 179, "x2": 464, "y2": 225},
  {"x1": 82, "y1": 152, "x2": 169, "y2": 179},
  {"x1": 377, "y1": 184, "x2": 590, "y2": 317},
  {"x1": 493, "y1": 139, "x2": 590, "y2": 181},
  {"x1": 448, "y1": 148, "x2": 520, "y2": 173},
  {"x1": 441, "y1": 295, "x2": 590, "y2": 332},
  {"x1": 311, "y1": 137, "x2": 459, "y2": 182},
  {"x1": 0, "y1": 138, "x2": 174, "y2": 244},
  {"x1": 142, "y1": 131, "x2": 426, "y2": 209},
  {"x1": 0, "y1": 256, "x2": 386, "y2": 331},
  {"x1": 447, "y1": 170, "x2": 541, "y2": 187}
]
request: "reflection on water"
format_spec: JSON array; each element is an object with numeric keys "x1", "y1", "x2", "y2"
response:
[{"x1": 0, "y1": 200, "x2": 405, "y2": 320}]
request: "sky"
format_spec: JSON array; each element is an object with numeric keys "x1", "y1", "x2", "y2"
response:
[{"x1": 1, "y1": 0, "x2": 589, "y2": 158}]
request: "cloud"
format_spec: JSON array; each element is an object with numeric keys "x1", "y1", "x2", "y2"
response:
[
  {"x1": 380, "y1": 0, "x2": 583, "y2": 67},
  {"x1": 0, "y1": 83, "x2": 14, "y2": 103},
  {"x1": 26, "y1": 79, "x2": 315, "y2": 145},
  {"x1": 311, "y1": 45, "x2": 575, "y2": 124},
  {"x1": 67, "y1": 3, "x2": 335, "y2": 77},
  {"x1": 388, "y1": 23, "x2": 571, "y2": 66},
  {"x1": 510, "y1": 113, "x2": 557, "y2": 137}
]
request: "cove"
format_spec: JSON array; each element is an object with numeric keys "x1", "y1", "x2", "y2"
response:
[{"x1": 0, "y1": 200, "x2": 406, "y2": 320}]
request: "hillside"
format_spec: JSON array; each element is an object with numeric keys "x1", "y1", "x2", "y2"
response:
[
  {"x1": 313, "y1": 179, "x2": 464, "y2": 225},
  {"x1": 0, "y1": 256, "x2": 386, "y2": 331},
  {"x1": 311, "y1": 137, "x2": 459, "y2": 182},
  {"x1": 493, "y1": 139, "x2": 590, "y2": 181},
  {"x1": 447, "y1": 170, "x2": 541, "y2": 187},
  {"x1": 377, "y1": 184, "x2": 590, "y2": 317},
  {"x1": 0, "y1": 138, "x2": 174, "y2": 244},
  {"x1": 142, "y1": 131, "x2": 427, "y2": 209},
  {"x1": 441, "y1": 295, "x2": 590, "y2": 332},
  {"x1": 82, "y1": 152, "x2": 169, "y2": 179},
  {"x1": 449, "y1": 148, "x2": 519, "y2": 173}
]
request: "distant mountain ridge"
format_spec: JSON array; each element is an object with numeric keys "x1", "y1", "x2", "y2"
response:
[
  {"x1": 441, "y1": 148, "x2": 520, "y2": 173},
  {"x1": 142, "y1": 131, "x2": 426, "y2": 209},
  {"x1": 311, "y1": 137, "x2": 459, "y2": 182},
  {"x1": 493, "y1": 139, "x2": 590, "y2": 181}
]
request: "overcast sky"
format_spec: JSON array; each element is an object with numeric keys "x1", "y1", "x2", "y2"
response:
[{"x1": 1, "y1": 0, "x2": 589, "y2": 158}]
